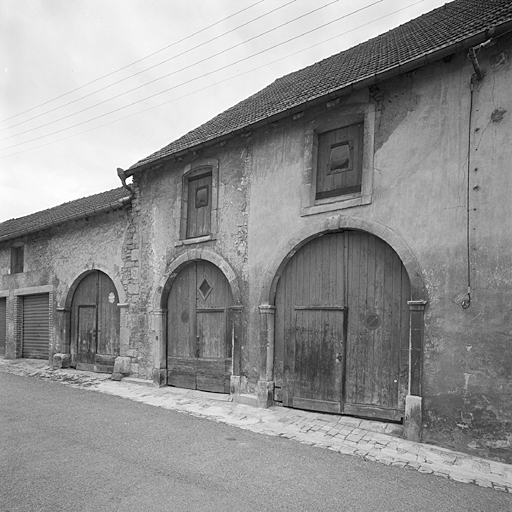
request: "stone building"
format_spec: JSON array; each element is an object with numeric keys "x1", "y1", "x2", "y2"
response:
[
  {"x1": 0, "y1": 188, "x2": 133, "y2": 370},
  {"x1": 1, "y1": 0, "x2": 512, "y2": 462}
]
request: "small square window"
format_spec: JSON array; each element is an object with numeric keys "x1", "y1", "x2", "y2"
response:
[
  {"x1": 11, "y1": 245, "x2": 24, "y2": 274},
  {"x1": 316, "y1": 123, "x2": 363, "y2": 200}
]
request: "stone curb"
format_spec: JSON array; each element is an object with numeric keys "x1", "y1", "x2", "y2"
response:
[{"x1": 1, "y1": 359, "x2": 511, "y2": 493}]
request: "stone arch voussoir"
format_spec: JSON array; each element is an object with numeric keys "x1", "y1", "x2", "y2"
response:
[
  {"x1": 62, "y1": 264, "x2": 126, "y2": 310},
  {"x1": 260, "y1": 215, "x2": 426, "y2": 306},
  {"x1": 154, "y1": 249, "x2": 241, "y2": 311}
]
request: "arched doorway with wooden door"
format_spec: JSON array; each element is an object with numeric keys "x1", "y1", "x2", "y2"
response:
[
  {"x1": 70, "y1": 270, "x2": 120, "y2": 373},
  {"x1": 167, "y1": 260, "x2": 234, "y2": 393},
  {"x1": 274, "y1": 230, "x2": 411, "y2": 422}
]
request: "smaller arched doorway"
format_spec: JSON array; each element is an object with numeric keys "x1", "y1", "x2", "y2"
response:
[
  {"x1": 70, "y1": 270, "x2": 120, "y2": 372},
  {"x1": 167, "y1": 260, "x2": 234, "y2": 393}
]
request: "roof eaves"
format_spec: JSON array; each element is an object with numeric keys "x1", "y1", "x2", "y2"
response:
[
  {"x1": 0, "y1": 195, "x2": 132, "y2": 244},
  {"x1": 126, "y1": 16, "x2": 512, "y2": 176}
]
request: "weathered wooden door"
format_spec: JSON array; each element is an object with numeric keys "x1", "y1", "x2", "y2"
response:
[
  {"x1": 71, "y1": 271, "x2": 120, "y2": 372},
  {"x1": 287, "y1": 307, "x2": 345, "y2": 413},
  {"x1": 167, "y1": 261, "x2": 233, "y2": 393},
  {"x1": 275, "y1": 231, "x2": 410, "y2": 421}
]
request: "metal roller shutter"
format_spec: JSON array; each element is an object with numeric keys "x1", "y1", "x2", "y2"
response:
[
  {"x1": 22, "y1": 294, "x2": 49, "y2": 359},
  {"x1": 0, "y1": 298, "x2": 6, "y2": 356}
]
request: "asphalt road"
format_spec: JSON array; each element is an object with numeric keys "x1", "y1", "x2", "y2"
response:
[{"x1": 1, "y1": 371, "x2": 510, "y2": 512}]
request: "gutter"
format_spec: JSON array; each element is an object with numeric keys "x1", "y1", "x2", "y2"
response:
[
  {"x1": 0, "y1": 196, "x2": 132, "y2": 244},
  {"x1": 124, "y1": 20, "x2": 512, "y2": 177}
]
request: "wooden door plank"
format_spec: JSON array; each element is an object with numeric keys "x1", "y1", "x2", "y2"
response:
[
  {"x1": 97, "y1": 272, "x2": 120, "y2": 358},
  {"x1": 293, "y1": 308, "x2": 344, "y2": 405},
  {"x1": 77, "y1": 305, "x2": 96, "y2": 365}
]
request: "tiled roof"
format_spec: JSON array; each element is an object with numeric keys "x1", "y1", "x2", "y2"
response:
[
  {"x1": 129, "y1": 0, "x2": 512, "y2": 171},
  {"x1": 0, "y1": 187, "x2": 131, "y2": 243}
]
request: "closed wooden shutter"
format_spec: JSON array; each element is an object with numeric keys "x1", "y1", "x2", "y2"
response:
[
  {"x1": 0, "y1": 297, "x2": 6, "y2": 356},
  {"x1": 22, "y1": 294, "x2": 49, "y2": 359}
]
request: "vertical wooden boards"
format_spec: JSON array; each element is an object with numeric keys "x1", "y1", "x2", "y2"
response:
[
  {"x1": 344, "y1": 231, "x2": 410, "y2": 421},
  {"x1": 71, "y1": 271, "x2": 120, "y2": 372},
  {"x1": 96, "y1": 272, "x2": 120, "y2": 358},
  {"x1": 186, "y1": 173, "x2": 212, "y2": 239},
  {"x1": 0, "y1": 297, "x2": 6, "y2": 357},
  {"x1": 21, "y1": 294, "x2": 49, "y2": 360},
  {"x1": 275, "y1": 231, "x2": 411, "y2": 422},
  {"x1": 276, "y1": 234, "x2": 346, "y2": 408},
  {"x1": 77, "y1": 306, "x2": 97, "y2": 365},
  {"x1": 316, "y1": 123, "x2": 363, "y2": 199},
  {"x1": 167, "y1": 260, "x2": 233, "y2": 393},
  {"x1": 167, "y1": 263, "x2": 197, "y2": 389},
  {"x1": 292, "y1": 308, "x2": 344, "y2": 413}
]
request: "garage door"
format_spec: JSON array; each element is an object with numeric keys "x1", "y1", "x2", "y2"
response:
[{"x1": 22, "y1": 294, "x2": 50, "y2": 359}]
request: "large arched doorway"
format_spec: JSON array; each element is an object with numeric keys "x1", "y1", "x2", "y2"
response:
[
  {"x1": 274, "y1": 230, "x2": 411, "y2": 421},
  {"x1": 167, "y1": 260, "x2": 234, "y2": 393},
  {"x1": 70, "y1": 271, "x2": 120, "y2": 372}
]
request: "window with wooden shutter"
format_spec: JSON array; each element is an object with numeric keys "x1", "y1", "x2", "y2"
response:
[
  {"x1": 186, "y1": 171, "x2": 213, "y2": 239},
  {"x1": 316, "y1": 122, "x2": 363, "y2": 200},
  {"x1": 178, "y1": 159, "x2": 219, "y2": 244}
]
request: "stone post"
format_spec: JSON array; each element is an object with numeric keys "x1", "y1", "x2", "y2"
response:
[
  {"x1": 257, "y1": 304, "x2": 276, "y2": 408},
  {"x1": 53, "y1": 307, "x2": 71, "y2": 368},
  {"x1": 228, "y1": 305, "x2": 243, "y2": 396},
  {"x1": 404, "y1": 300, "x2": 427, "y2": 442}
]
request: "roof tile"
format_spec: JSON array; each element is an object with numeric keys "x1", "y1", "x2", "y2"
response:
[
  {"x1": 130, "y1": 0, "x2": 512, "y2": 171},
  {"x1": 0, "y1": 187, "x2": 130, "y2": 242}
]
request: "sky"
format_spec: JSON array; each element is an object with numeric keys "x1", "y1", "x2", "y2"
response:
[{"x1": 1, "y1": 0, "x2": 447, "y2": 222}]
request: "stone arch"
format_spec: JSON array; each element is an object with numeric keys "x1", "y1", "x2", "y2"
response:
[
  {"x1": 256, "y1": 216, "x2": 427, "y2": 442},
  {"x1": 154, "y1": 248, "x2": 241, "y2": 311},
  {"x1": 260, "y1": 215, "x2": 426, "y2": 307},
  {"x1": 62, "y1": 264, "x2": 126, "y2": 310},
  {"x1": 59, "y1": 266, "x2": 124, "y2": 371},
  {"x1": 151, "y1": 249, "x2": 242, "y2": 387}
]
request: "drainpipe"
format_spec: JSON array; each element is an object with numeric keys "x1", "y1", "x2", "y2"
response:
[
  {"x1": 462, "y1": 38, "x2": 494, "y2": 309},
  {"x1": 117, "y1": 167, "x2": 134, "y2": 195},
  {"x1": 468, "y1": 39, "x2": 493, "y2": 81}
]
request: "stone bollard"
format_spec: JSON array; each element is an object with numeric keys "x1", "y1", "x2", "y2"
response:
[
  {"x1": 111, "y1": 356, "x2": 131, "y2": 381},
  {"x1": 53, "y1": 353, "x2": 71, "y2": 369}
]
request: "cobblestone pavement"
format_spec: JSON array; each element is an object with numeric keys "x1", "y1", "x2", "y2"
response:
[{"x1": 2, "y1": 358, "x2": 512, "y2": 494}]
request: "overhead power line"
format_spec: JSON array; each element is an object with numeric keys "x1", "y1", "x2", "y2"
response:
[
  {"x1": 0, "y1": 0, "x2": 425, "y2": 160},
  {"x1": 0, "y1": 0, "x2": 384, "y2": 152},
  {"x1": 0, "y1": 0, "x2": 297, "y2": 133},
  {"x1": 0, "y1": 0, "x2": 266, "y2": 124},
  {"x1": 1, "y1": 0, "x2": 342, "y2": 142}
]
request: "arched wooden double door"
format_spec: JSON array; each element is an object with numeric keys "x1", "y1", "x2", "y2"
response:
[
  {"x1": 71, "y1": 271, "x2": 120, "y2": 372},
  {"x1": 167, "y1": 261, "x2": 233, "y2": 393},
  {"x1": 274, "y1": 231, "x2": 411, "y2": 421}
]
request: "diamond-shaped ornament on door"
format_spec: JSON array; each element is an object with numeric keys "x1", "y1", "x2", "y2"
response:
[{"x1": 198, "y1": 279, "x2": 212, "y2": 301}]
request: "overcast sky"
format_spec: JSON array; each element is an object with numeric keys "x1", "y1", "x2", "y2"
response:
[{"x1": 1, "y1": 0, "x2": 447, "y2": 222}]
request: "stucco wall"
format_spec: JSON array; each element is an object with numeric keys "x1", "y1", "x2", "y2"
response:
[
  {"x1": 133, "y1": 137, "x2": 251, "y2": 383},
  {"x1": 242, "y1": 34, "x2": 512, "y2": 461}
]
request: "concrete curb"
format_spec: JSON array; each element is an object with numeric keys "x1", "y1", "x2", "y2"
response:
[{"x1": 2, "y1": 358, "x2": 511, "y2": 493}]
